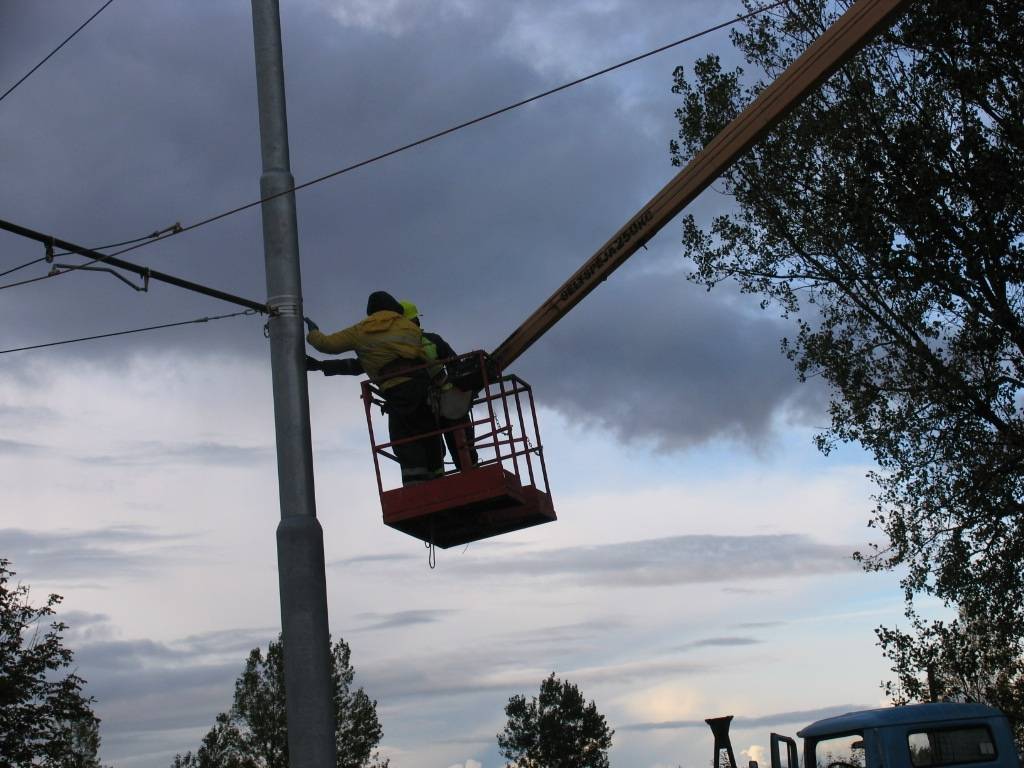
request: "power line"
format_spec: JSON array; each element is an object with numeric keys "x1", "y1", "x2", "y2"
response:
[
  {"x1": 2, "y1": 0, "x2": 786, "y2": 289},
  {"x1": 0, "y1": 217, "x2": 267, "y2": 312},
  {"x1": 0, "y1": 223, "x2": 168, "y2": 279},
  {"x1": 0, "y1": 309, "x2": 256, "y2": 355},
  {"x1": 0, "y1": 256, "x2": 46, "y2": 279},
  {"x1": 0, "y1": 0, "x2": 115, "y2": 104},
  {"x1": 139, "y1": 0, "x2": 789, "y2": 242},
  {"x1": 0, "y1": 222, "x2": 187, "y2": 292},
  {"x1": 51, "y1": 222, "x2": 183, "y2": 257}
]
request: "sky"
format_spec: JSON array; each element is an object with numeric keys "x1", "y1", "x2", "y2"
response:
[{"x1": 0, "y1": 1, "x2": 910, "y2": 766}]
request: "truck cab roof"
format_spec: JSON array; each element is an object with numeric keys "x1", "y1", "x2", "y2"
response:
[{"x1": 798, "y1": 703, "x2": 1005, "y2": 738}]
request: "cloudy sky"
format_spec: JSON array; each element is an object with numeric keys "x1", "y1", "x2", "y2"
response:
[{"x1": 1, "y1": 1, "x2": 910, "y2": 766}]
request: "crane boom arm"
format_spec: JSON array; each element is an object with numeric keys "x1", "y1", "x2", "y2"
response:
[{"x1": 491, "y1": 0, "x2": 912, "y2": 370}]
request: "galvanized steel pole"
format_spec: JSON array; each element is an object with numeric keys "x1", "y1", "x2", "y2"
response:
[{"x1": 250, "y1": 2, "x2": 336, "y2": 767}]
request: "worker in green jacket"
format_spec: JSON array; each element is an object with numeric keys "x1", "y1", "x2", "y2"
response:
[{"x1": 305, "y1": 290, "x2": 443, "y2": 485}]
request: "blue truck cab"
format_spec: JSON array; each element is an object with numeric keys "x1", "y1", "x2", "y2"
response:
[{"x1": 769, "y1": 703, "x2": 1019, "y2": 768}]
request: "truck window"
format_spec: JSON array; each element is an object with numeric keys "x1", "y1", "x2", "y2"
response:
[
  {"x1": 907, "y1": 726, "x2": 997, "y2": 767},
  {"x1": 815, "y1": 733, "x2": 866, "y2": 768}
]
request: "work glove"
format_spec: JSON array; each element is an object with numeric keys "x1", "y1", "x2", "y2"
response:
[
  {"x1": 304, "y1": 316, "x2": 320, "y2": 333},
  {"x1": 305, "y1": 355, "x2": 323, "y2": 372},
  {"x1": 321, "y1": 358, "x2": 363, "y2": 376}
]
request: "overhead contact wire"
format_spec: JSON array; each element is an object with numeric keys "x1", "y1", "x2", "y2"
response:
[
  {"x1": 0, "y1": 0, "x2": 786, "y2": 290},
  {"x1": 152, "y1": 0, "x2": 788, "y2": 239},
  {"x1": 0, "y1": 309, "x2": 256, "y2": 355},
  {"x1": 51, "y1": 222, "x2": 183, "y2": 257},
  {"x1": 0, "y1": 229, "x2": 170, "y2": 281},
  {"x1": 0, "y1": 0, "x2": 115, "y2": 104},
  {"x1": 0, "y1": 256, "x2": 47, "y2": 279}
]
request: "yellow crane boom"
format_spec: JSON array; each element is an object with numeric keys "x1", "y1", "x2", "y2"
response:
[{"x1": 491, "y1": 0, "x2": 912, "y2": 369}]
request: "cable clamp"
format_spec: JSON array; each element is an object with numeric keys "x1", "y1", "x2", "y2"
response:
[
  {"x1": 147, "y1": 221, "x2": 183, "y2": 239},
  {"x1": 267, "y1": 296, "x2": 300, "y2": 317}
]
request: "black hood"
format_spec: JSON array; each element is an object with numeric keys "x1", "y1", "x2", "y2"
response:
[{"x1": 366, "y1": 291, "x2": 403, "y2": 315}]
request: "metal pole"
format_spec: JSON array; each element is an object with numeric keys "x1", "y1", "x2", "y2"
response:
[{"x1": 250, "y1": 3, "x2": 336, "y2": 767}]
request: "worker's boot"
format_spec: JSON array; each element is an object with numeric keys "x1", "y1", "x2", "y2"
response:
[{"x1": 401, "y1": 467, "x2": 431, "y2": 486}]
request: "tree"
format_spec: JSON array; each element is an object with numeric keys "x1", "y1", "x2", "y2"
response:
[
  {"x1": 669, "y1": 0, "x2": 1024, "y2": 723},
  {"x1": 876, "y1": 608, "x2": 1024, "y2": 743},
  {"x1": 0, "y1": 557, "x2": 104, "y2": 767},
  {"x1": 172, "y1": 635, "x2": 387, "y2": 768},
  {"x1": 497, "y1": 673, "x2": 614, "y2": 768}
]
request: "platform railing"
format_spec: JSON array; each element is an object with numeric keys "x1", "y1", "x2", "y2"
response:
[{"x1": 360, "y1": 350, "x2": 550, "y2": 499}]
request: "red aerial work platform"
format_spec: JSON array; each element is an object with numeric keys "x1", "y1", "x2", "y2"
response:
[{"x1": 361, "y1": 351, "x2": 555, "y2": 549}]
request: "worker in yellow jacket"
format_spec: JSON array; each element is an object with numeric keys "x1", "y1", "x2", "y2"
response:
[
  {"x1": 305, "y1": 290, "x2": 443, "y2": 485},
  {"x1": 399, "y1": 300, "x2": 478, "y2": 471}
]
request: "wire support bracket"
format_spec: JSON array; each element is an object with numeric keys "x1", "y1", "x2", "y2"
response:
[
  {"x1": 50, "y1": 262, "x2": 150, "y2": 292},
  {"x1": 0, "y1": 217, "x2": 269, "y2": 314}
]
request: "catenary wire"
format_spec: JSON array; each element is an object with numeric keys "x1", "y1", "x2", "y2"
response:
[
  {"x1": 0, "y1": 225, "x2": 170, "y2": 279},
  {"x1": 0, "y1": 256, "x2": 47, "y2": 279},
  {"x1": 51, "y1": 222, "x2": 182, "y2": 257},
  {"x1": 0, "y1": 0, "x2": 786, "y2": 294},
  {"x1": 0, "y1": 309, "x2": 256, "y2": 355},
  {"x1": 0, "y1": 0, "x2": 115, "y2": 104},
  {"x1": 123, "y1": 0, "x2": 786, "y2": 243}
]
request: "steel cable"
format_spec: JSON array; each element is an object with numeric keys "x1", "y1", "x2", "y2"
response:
[
  {"x1": 0, "y1": 0, "x2": 786, "y2": 294},
  {"x1": 0, "y1": 0, "x2": 115, "y2": 104},
  {"x1": 0, "y1": 309, "x2": 256, "y2": 355}
]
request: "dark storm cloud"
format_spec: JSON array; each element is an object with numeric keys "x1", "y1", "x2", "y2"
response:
[
  {"x1": 0, "y1": 0, "x2": 812, "y2": 449},
  {"x1": 518, "y1": 268, "x2": 822, "y2": 449},
  {"x1": 2, "y1": 525, "x2": 191, "y2": 582},
  {"x1": 77, "y1": 439, "x2": 274, "y2": 467},
  {"x1": 621, "y1": 703, "x2": 869, "y2": 731},
  {"x1": 342, "y1": 533, "x2": 858, "y2": 587}
]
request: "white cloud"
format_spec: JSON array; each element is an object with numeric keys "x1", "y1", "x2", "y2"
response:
[
  {"x1": 0, "y1": 346, "x2": 902, "y2": 768},
  {"x1": 620, "y1": 682, "x2": 703, "y2": 723},
  {"x1": 744, "y1": 745, "x2": 768, "y2": 765}
]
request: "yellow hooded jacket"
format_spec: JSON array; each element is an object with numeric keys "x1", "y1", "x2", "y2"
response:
[{"x1": 306, "y1": 310, "x2": 426, "y2": 389}]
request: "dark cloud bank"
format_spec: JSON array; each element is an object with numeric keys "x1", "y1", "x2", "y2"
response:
[{"x1": 0, "y1": 0, "x2": 826, "y2": 452}]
